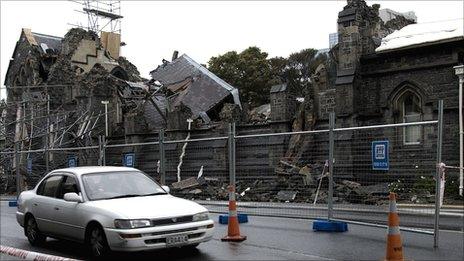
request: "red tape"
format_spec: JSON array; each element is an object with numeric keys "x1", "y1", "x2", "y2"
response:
[{"x1": 0, "y1": 245, "x2": 81, "y2": 261}]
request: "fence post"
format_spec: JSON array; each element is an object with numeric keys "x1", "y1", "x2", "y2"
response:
[
  {"x1": 102, "y1": 135, "x2": 106, "y2": 166},
  {"x1": 98, "y1": 135, "x2": 103, "y2": 166},
  {"x1": 327, "y1": 112, "x2": 335, "y2": 220},
  {"x1": 15, "y1": 142, "x2": 21, "y2": 196},
  {"x1": 433, "y1": 100, "x2": 443, "y2": 248},
  {"x1": 45, "y1": 94, "x2": 50, "y2": 173},
  {"x1": 45, "y1": 132, "x2": 49, "y2": 173},
  {"x1": 159, "y1": 129, "x2": 166, "y2": 185},
  {"x1": 228, "y1": 123, "x2": 236, "y2": 189}
]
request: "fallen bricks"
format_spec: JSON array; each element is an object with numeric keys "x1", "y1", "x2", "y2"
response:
[{"x1": 169, "y1": 175, "x2": 391, "y2": 205}]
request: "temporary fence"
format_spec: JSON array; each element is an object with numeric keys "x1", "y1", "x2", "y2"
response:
[
  {"x1": 1, "y1": 100, "x2": 455, "y2": 247},
  {"x1": 331, "y1": 118, "x2": 440, "y2": 232},
  {"x1": 0, "y1": 144, "x2": 101, "y2": 193}
]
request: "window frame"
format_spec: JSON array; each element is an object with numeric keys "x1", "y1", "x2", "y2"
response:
[{"x1": 394, "y1": 88, "x2": 423, "y2": 146}]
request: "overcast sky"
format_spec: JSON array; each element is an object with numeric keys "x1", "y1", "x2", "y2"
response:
[{"x1": 1, "y1": 0, "x2": 463, "y2": 99}]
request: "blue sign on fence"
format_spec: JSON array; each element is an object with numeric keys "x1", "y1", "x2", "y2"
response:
[
  {"x1": 68, "y1": 156, "x2": 77, "y2": 168},
  {"x1": 123, "y1": 153, "x2": 135, "y2": 167},
  {"x1": 372, "y1": 140, "x2": 389, "y2": 170},
  {"x1": 26, "y1": 158, "x2": 32, "y2": 174}
]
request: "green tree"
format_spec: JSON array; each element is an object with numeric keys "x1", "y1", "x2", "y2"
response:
[
  {"x1": 208, "y1": 47, "x2": 278, "y2": 106},
  {"x1": 208, "y1": 47, "x2": 328, "y2": 106},
  {"x1": 269, "y1": 56, "x2": 288, "y2": 83},
  {"x1": 285, "y1": 48, "x2": 327, "y2": 95}
]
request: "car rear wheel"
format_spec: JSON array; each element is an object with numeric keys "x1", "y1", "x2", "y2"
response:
[
  {"x1": 87, "y1": 225, "x2": 110, "y2": 258},
  {"x1": 25, "y1": 216, "x2": 46, "y2": 246}
]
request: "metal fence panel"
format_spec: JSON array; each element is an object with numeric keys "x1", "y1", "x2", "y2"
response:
[
  {"x1": 164, "y1": 132, "x2": 229, "y2": 202},
  {"x1": 105, "y1": 138, "x2": 161, "y2": 182},
  {"x1": 49, "y1": 147, "x2": 100, "y2": 171},
  {"x1": 331, "y1": 124, "x2": 438, "y2": 230},
  {"x1": 225, "y1": 129, "x2": 331, "y2": 219}
]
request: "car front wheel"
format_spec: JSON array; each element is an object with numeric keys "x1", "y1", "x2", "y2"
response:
[
  {"x1": 25, "y1": 216, "x2": 46, "y2": 246},
  {"x1": 87, "y1": 225, "x2": 110, "y2": 258}
]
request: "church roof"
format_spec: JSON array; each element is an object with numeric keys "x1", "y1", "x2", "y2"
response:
[{"x1": 376, "y1": 18, "x2": 464, "y2": 52}]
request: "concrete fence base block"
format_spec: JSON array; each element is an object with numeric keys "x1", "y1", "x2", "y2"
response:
[
  {"x1": 8, "y1": 201, "x2": 17, "y2": 207},
  {"x1": 218, "y1": 214, "x2": 249, "y2": 224},
  {"x1": 313, "y1": 219, "x2": 348, "y2": 232}
]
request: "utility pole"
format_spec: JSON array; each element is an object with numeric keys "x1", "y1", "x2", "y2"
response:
[{"x1": 454, "y1": 65, "x2": 463, "y2": 196}]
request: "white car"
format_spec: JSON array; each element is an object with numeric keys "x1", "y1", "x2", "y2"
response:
[{"x1": 16, "y1": 166, "x2": 214, "y2": 258}]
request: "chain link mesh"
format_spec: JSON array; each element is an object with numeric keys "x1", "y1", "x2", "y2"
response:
[{"x1": 2, "y1": 120, "x2": 456, "y2": 233}]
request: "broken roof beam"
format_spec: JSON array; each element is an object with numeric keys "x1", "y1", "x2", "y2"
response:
[{"x1": 83, "y1": 8, "x2": 123, "y2": 20}]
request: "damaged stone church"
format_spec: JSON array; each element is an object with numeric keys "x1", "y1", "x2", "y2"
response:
[
  {"x1": 295, "y1": 0, "x2": 463, "y2": 172},
  {"x1": 1, "y1": 27, "x2": 241, "y2": 189},
  {"x1": 266, "y1": 0, "x2": 463, "y2": 202},
  {"x1": 1, "y1": 0, "x2": 463, "y2": 202}
]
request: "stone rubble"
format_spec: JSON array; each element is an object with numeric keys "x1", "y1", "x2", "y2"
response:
[{"x1": 169, "y1": 163, "x2": 391, "y2": 205}]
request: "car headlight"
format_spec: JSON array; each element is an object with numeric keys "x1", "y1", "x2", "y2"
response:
[
  {"x1": 192, "y1": 212, "x2": 209, "y2": 222},
  {"x1": 114, "y1": 219, "x2": 151, "y2": 229}
]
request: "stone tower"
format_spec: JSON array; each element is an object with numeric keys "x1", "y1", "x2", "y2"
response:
[{"x1": 335, "y1": 0, "x2": 381, "y2": 118}]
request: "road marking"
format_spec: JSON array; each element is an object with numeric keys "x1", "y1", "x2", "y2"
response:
[{"x1": 0, "y1": 245, "x2": 81, "y2": 261}]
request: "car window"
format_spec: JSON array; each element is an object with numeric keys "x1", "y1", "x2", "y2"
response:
[
  {"x1": 36, "y1": 179, "x2": 46, "y2": 195},
  {"x1": 39, "y1": 175, "x2": 63, "y2": 198},
  {"x1": 82, "y1": 171, "x2": 166, "y2": 201},
  {"x1": 57, "y1": 176, "x2": 80, "y2": 199}
]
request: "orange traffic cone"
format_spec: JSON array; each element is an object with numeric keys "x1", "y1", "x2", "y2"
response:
[
  {"x1": 221, "y1": 185, "x2": 247, "y2": 242},
  {"x1": 385, "y1": 192, "x2": 404, "y2": 261}
]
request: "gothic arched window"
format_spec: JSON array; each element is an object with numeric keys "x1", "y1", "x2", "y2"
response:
[{"x1": 395, "y1": 89, "x2": 422, "y2": 145}]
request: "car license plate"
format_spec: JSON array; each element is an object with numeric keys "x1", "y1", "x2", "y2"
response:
[{"x1": 166, "y1": 234, "x2": 188, "y2": 246}]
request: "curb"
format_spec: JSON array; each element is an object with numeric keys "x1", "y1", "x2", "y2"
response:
[
  {"x1": 397, "y1": 204, "x2": 464, "y2": 209},
  {"x1": 0, "y1": 245, "x2": 81, "y2": 261}
]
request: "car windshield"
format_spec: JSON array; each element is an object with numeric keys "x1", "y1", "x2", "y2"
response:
[{"x1": 82, "y1": 171, "x2": 166, "y2": 201}]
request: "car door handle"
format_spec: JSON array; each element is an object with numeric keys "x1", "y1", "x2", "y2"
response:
[{"x1": 54, "y1": 207, "x2": 60, "y2": 210}]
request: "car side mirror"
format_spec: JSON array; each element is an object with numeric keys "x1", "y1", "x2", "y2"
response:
[
  {"x1": 162, "y1": 185, "x2": 170, "y2": 194},
  {"x1": 64, "y1": 192, "x2": 83, "y2": 203}
]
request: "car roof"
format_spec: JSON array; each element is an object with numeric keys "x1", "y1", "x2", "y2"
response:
[{"x1": 50, "y1": 166, "x2": 139, "y2": 176}]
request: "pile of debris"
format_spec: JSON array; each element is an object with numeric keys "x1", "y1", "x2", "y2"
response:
[
  {"x1": 333, "y1": 180, "x2": 389, "y2": 205},
  {"x1": 248, "y1": 104, "x2": 271, "y2": 123},
  {"x1": 169, "y1": 176, "x2": 229, "y2": 201},
  {"x1": 168, "y1": 161, "x2": 390, "y2": 205}
]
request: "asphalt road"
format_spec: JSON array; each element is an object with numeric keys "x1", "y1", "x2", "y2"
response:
[{"x1": 1, "y1": 201, "x2": 463, "y2": 260}]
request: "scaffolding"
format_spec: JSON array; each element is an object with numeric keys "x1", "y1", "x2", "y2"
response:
[{"x1": 70, "y1": 1, "x2": 123, "y2": 34}]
